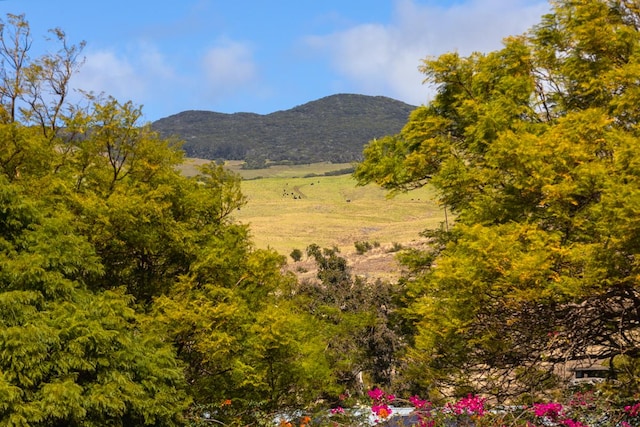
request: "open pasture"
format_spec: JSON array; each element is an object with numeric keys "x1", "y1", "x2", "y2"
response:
[{"x1": 232, "y1": 168, "x2": 445, "y2": 258}]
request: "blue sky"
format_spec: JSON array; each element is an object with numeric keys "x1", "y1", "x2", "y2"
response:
[{"x1": 6, "y1": 0, "x2": 550, "y2": 122}]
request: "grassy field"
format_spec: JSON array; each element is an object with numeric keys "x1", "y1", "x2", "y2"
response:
[
  {"x1": 179, "y1": 159, "x2": 446, "y2": 279},
  {"x1": 222, "y1": 162, "x2": 446, "y2": 258}
]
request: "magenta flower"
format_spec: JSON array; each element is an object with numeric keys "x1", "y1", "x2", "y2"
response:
[
  {"x1": 368, "y1": 388, "x2": 385, "y2": 401},
  {"x1": 533, "y1": 402, "x2": 563, "y2": 419},
  {"x1": 569, "y1": 391, "x2": 594, "y2": 407},
  {"x1": 417, "y1": 413, "x2": 435, "y2": 427},
  {"x1": 448, "y1": 394, "x2": 485, "y2": 416},
  {"x1": 625, "y1": 402, "x2": 640, "y2": 417},
  {"x1": 410, "y1": 395, "x2": 428, "y2": 409},
  {"x1": 330, "y1": 406, "x2": 345, "y2": 415},
  {"x1": 562, "y1": 419, "x2": 588, "y2": 427},
  {"x1": 372, "y1": 404, "x2": 392, "y2": 419}
]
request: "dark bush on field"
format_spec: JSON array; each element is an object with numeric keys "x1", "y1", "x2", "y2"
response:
[
  {"x1": 355, "y1": 241, "x2": 373, "y2": 254},
  {"x1": 324, "y1": 167, "x2": 355, "y2": 176},
  {"x1": 290, "y1": 248, "x2": 303, "y2": 262}
]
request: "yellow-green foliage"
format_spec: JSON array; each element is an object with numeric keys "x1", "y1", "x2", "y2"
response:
[
  {"x1": 0, "y1": 15, "x2": 348, "y2": 425},
  {"x1": 354, "y1": 0, "x2": 640, "y2": 401}
]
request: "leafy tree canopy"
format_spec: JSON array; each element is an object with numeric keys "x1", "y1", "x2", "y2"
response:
[
  {"x1": 0, "y1": 13, "x2": 338, "y2": 425},
  {"x1": 294, "y1": 245, "x2": 405, "y2": 397},
  {"x1": 355, "y1": 0, "x2": 640, "y2": 401}
]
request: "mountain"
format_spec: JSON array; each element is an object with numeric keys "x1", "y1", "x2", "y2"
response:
[{"x1": 151, "y1": 94, "x2": 416, "y2": 165}]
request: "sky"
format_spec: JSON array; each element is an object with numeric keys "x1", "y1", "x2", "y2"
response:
[{"x1": 5, "y1": 0, "x2": 551, "y2": 122}]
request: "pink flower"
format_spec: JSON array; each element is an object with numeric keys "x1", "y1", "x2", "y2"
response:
[
  {"x1": 330, "y1": 406, "x2": 345, "y2": 415},
  {"x1": 448, "y1": 394, "x2": 485, "y2": 416},
  {"x1": 568, "y1": 391, "x2": 594, "y2": 407},
  {"x1": 562, "y1": 419, "x2": 588, "y2": 427},
  {"x1": 625, "y1": 402, "x2": 640, "y2": 417},
  {"x1": 410, "y1": 395, "x2": 428, "y2": 409},
  {"x1": 368, "y1": 388, "x2": 385, "y2": 402},
  {"x1": 417, "y1": 414, "x2": 435, "y2": 427},
  {"x1": 372, "y1": 404, "x2": 392, "y2": 419},
  {"x1": 533, "y1": 402, "x2": 563, "y2": 419}
]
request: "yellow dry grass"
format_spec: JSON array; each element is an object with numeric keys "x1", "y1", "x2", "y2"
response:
[
  {"x1": 231, "y1": 165, "x2": 446, "y2": 258},
  {"x1": 179, "y1": 159, "x2": 447, "y2": 279}
]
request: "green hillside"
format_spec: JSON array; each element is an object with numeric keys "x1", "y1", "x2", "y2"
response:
[{"x1": 152, "y1": 94, "x2": 416, "y2": 164}]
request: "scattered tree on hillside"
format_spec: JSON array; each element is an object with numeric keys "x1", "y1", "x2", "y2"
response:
[
  {"x1": 355, "y1": 0, "x2": 640, "y2": 402},
  {"x1": 290, "y1": 248, "x2": 303, "y2": 262}
]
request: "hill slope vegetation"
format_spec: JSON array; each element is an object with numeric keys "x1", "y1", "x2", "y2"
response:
[{"x1": 151, "y1": 94, "x2": 416, "y2": 164}]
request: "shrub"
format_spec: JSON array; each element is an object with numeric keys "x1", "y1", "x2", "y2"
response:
[
  {"x1": 355, "y1": 241, "x2": 373, "y2": 254},
  {"x1": 387, "y1": 242, "x2": 403, "y2": 252},
  {"x1": 364, "y1": 388, "x2": 640, "y2": 427},
  {"x1": 290, "y1": 248, "x2": 303, "y2": 262}
]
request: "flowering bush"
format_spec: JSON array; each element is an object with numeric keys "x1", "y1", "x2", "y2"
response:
[
  {"x1": 202, "y1": 390, "x2": 640, "y2": 426},
  {"x1": 366, "y1": 388, "x2": 640, "y2": 427},
  {"x1": 369, "y1": 388, "x2": 396, "y2": 422}
]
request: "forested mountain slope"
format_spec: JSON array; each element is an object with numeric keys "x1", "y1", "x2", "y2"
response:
[{"x1": 151, "y1": 94, "x2": 416, "y2": 164}]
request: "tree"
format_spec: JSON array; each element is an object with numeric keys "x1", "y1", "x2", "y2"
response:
[
  {"x1": 0, "y1": 13, "x2": 85, "y2": 136},
  {"x1": 290, "y1": 248, "x2": 303, "y2": 262},
  {"x1": 354, "y1": 0, "x2": 640, "y2": 401},
  {"x1": 0, "y1": 177, "x2": 189, "y2": 426},
  {"x1": 294, "y1": 245, "x2": 404, "y2": 396},
  {"x1": 0, "y1": 14, "x2": 192, "y2": 424},
  {"x1": 151, "y1": 246, "x2": 336, "y2": 424},
  {"x1": 0, "y1": 13, "x2": 342, "y2": 425}
]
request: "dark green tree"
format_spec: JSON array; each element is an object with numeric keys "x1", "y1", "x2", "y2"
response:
[
  {"x1": 289, "y1": 248, "x2": 303, "y2": 262},
  {"x1": 295, "y1": 245, "x2": 404, "y2": 396}
]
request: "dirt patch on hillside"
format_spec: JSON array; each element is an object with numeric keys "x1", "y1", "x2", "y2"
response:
[{"x1": 283, "y1": 239, "x2": 430, "y2": 283}]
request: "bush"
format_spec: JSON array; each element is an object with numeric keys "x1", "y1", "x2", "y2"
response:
[
  {"x1": 387, "y1": 242, "x2": 403, "y2": 252},
  {"x1": 365, "y1": 388, "x2": 640, "y2": 427},
  {"x1": 290, "y1": 248, "x2": 303, "y2": 262},
  {"x1": 324, "y1": 167, "x2": 355, "y2": 176},
  {"x1": 355, "y1": 241, "x2": 373, "y2": 254}
]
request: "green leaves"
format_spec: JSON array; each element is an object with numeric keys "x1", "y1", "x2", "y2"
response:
[
  {"x1": 355, "y1": 0, "x2": 640, "y2": 400},
  {"x1": 0, "y1": 286, "x2": 190, "y2": 426},
  {"x1": 0, "y1": 173, "x2": 189, "y2": 425},
  {"x1": 0, "y1": 13, "x2": 376, "y2": 426}
]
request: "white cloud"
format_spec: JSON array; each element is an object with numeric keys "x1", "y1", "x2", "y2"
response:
[
  {"x1": 305, "y1": 0, "x2": 550, "y2": 106},
  {"x1": 68, "y1": 42, "x2": 191, "y2": 121},
  {"x1": 63, "y1": 0, "x2": 551, "y2": 120},
  {"x1": 201, "y1": 39, "x2": 258, "y2": 97},
  {"x1": 68, "y1": 36, "x2": 260, "y2": 120},
  {"x1": 71, "y1": 43, "x2": 179, "y2": 106},
  {"x1": 72, "y1": 50, "x2": 145, "y2": 99},
  {"x1": 136, "y1": 42, "x2": 177, "y2": 82}
]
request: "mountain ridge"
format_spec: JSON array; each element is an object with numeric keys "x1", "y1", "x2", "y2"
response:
[{"x1": 151, "y1": 94, "x2": 416, "y2": 165}]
